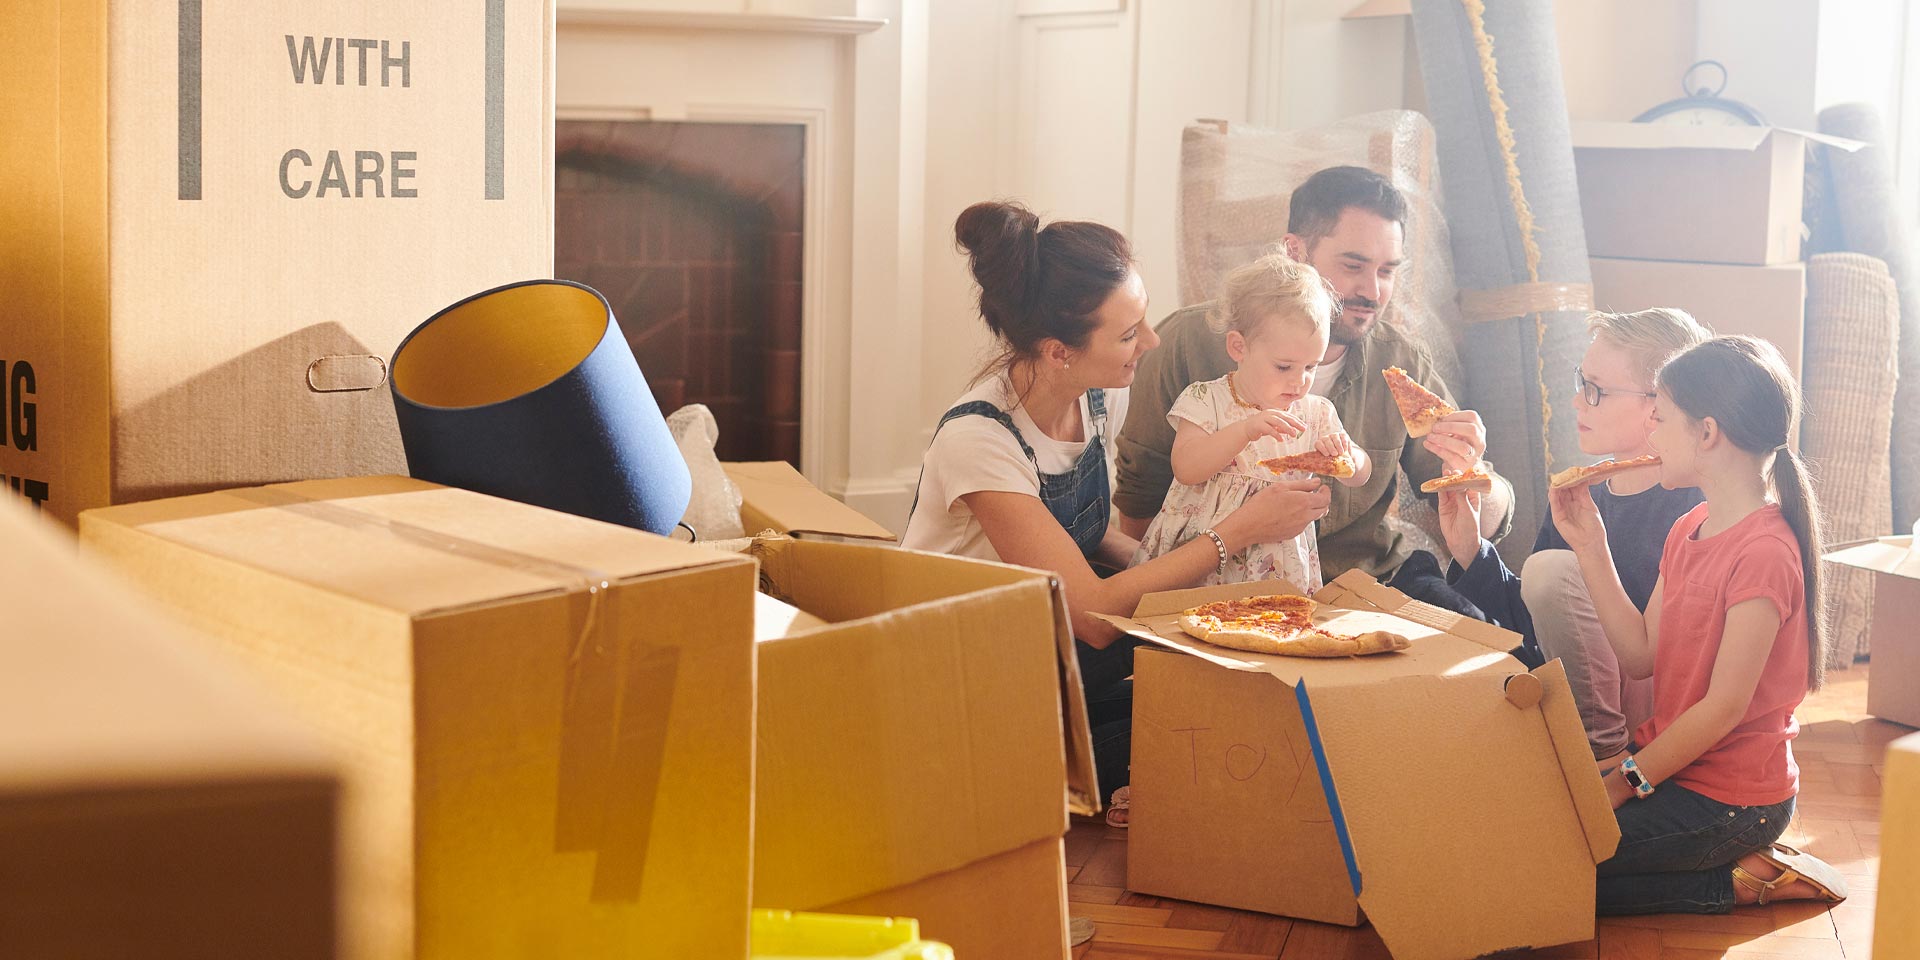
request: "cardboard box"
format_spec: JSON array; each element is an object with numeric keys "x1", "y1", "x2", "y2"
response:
[
  {"x1": 0, "y1": 497, "x2": 338, "y2": 960},
  {"x1": 1098, "y1": 571, "x2": 1619, "y2": 960},
  {"x1": 1572, "y1": 122, "x2": 1859, "y2": 265},
  {"x1": 745, "y1": 536, "x2": 1096, "y2": 960},
  {"x1": 1588, "y1": 257, "x2": 1806, "y2": 382},
  {"x1": 1, "y1": 2, "x2": 555, "y2": 525},
  {"x1": 1822, "y1": 537, "x2": 1920, "y2": 728},
  {"x1": 1877, "y1": 733, "x2": 1920, "y2": 959},
  {"x1": 77, "y1": 476, "x2": 756, "y2": 960}
]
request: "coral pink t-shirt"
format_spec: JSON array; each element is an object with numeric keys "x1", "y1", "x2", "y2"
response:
[{"x1": 1635, "y1": 503, "x2": 1810, "y2": 807}]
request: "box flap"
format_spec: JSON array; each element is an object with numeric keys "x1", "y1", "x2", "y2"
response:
[
  {"x1": 78, "y1": 476, "x2": 747, "y2": 618},
  {"x1": 1571, "y1": 121, "x2": 1867, "y2": 154},
  {"x1": 1533, "y1": 660, "x2": 1623, "y2": 863},
  {"x1": 1824, "y1": 535, "x2": 1920, "y2": 579},
  {"x1": 723, "y1": 461, "x2": 897, "y2": 541},
  {"x1": 1297, "y1": 672, "x2": 1605, "y2": 959},
  {"x1": 1573, "y1": 120, "x2": 1772, "y2": 152},
  {"x1": 751, "y1": 540, "x2": 1095, "y2": 908},
  {"x1": 1093, "y1": 575, "x2": 1516, "y2": 688},
  {"x1": 0, "y1": 499, "x2": 334, "y2": 790}
]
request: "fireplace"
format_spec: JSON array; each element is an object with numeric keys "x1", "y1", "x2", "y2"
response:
[{"x1": 555, "y1": 120, "x2": 805, "y2": 465}]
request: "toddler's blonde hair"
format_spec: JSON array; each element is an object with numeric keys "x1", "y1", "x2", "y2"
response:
[{"x1": 1207, "y1": 252, "x2": 1338, "y2": 343}]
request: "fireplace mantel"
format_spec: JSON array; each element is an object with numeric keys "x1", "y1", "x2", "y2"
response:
[{"x1": 557, "y1": 8, "x2": 887, "y2": 34}]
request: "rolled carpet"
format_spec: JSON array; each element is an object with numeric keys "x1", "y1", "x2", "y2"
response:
[
  {"x1": 1411, "y1": 0, "x2": 1593, "y2": 567},
  {"x1": 1803, "y1": 253, "x2": 1900, "y2": 666},
  {"x1": 1810, "y1": 104, "x2": 1920, "y2": 531}
]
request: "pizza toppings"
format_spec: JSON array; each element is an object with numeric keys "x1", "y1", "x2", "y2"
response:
[
  {"x1": 1549, "y1": 454, "x2": 1663, "y2": 489},
  {"x1": 1177, "y1": 594, "x2": 1412, "y2": 658},
  {"x1": 1382, "y1": 366, "x2": 1455, "y2": 438},
  {"x1": 1259, "y1": 451, "x2": 1356, "y2": 479},
  {"x1": 1420, "y1": 462, "x2": 1495, "y2": 494}
]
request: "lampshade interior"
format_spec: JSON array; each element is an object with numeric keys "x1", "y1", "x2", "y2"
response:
[{"x1": 393, "y1": 283, "x2": 609, "y2": 409}]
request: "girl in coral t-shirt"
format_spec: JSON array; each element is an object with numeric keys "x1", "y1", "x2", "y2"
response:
[{"x1": 1549, "y1": 335, "x2": 1849, "y2": 915}]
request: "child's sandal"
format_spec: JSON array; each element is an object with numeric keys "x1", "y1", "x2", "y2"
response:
[
  {"x1": 1105, "y1": 785, "x2": 1131, "y2": 830},
  {"x1": 1731, "y1": 843, "x2": 1849, "y2": 905}
]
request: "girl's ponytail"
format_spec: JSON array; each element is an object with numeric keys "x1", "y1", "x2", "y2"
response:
[{"x1": 1771, "y1": 445, "x2": 1829, "y2": 689}]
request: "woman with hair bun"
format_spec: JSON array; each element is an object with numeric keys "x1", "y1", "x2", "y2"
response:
[{"x1": 903, "y1": 200, "x2": 1329, "y2": 819}]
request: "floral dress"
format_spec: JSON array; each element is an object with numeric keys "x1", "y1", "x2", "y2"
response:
[{"x1": 1131, "y1": 374, "x2": 1344, "y2": 589}]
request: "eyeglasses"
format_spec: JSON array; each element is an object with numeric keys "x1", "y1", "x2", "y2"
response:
[{"x1": 1575, "y1": 370, "x2": 1657, "y2": 407}]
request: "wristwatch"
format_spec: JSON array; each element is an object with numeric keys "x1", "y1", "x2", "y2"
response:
[{"x1": 1620, "y1": 755, "x2": 1656, "y2": 799}]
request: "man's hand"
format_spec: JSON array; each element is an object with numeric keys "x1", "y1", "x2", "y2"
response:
[{"x1": 1424, "y1": 409, "x2": 1487, "y2": 475}]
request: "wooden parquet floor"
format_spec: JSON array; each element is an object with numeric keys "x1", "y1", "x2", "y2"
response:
[{"x1": 1064, "y1": 665, "x2": 1904, "y2": 959}]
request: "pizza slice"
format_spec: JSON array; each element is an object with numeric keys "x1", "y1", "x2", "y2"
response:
[
  {"x1": 1177, "y1": 595, "x2": 1412, "y2": 659},
  {"x1": 1382, "y1": 366, "x2": 1455, "y2": 438},
  {"x1": 1259, "y1": 451, "x2": 1356, "y2": 479},
  {"x1": 1420, "y1": 462, "x2": 1495, "y2": 495},
  {"x1": 1549, "y1": 454, "x2": 1663, "y2": 490}
]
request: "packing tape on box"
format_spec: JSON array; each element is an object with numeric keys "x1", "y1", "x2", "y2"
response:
[
  {"x1": 1456, "y1": 282, "x2": 1594, "y2": 325},
  {"x1": 226, "y1": 485, "x2": 672, "y2": 902}
]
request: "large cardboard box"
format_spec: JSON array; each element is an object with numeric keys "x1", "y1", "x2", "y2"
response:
[
  {"x1": 77, "y1": 476, "x2": 756, "y2": 960},
  {"x1": 1, "y1": 2, "x2": 555, "y2": 525},
  {"x1": 1588, "y1": 257, "x2": 1806, "y2": 382},
  {"x1": 1877, "y1": 733, "x2": 1920, "y2": 959},
  {"x1": 1572, "y1": 122, "x2": 1857, "y2": 265},
  {"x1": 745, "y1": 536, "x2": 1097, "y2": 960},
  {"x1": 1098, "y1": 571, "x2": 1620, "y2": 960},
  {"x1": 1823, "y1": 537, "x2": 1920, "y2": 728},
  {"x1": 0, "y1": 497, "x2": 338, "y2": 960}
]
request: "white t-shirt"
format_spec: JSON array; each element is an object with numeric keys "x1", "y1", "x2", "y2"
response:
[
  {"x1": 1309, "y1": 350, "x2": 1346, "y2": 398},
  {"x1": 900, "y1": 373, "x2": 1129, "y2": 562}
]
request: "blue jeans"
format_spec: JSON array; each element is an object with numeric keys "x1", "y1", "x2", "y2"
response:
[
  {"x1": 1076, "y1": 634, "x2": 1142, "y2": 802},
  {"x1": 1598, "y1": 781, "x2": 1794, "y2": 915}
]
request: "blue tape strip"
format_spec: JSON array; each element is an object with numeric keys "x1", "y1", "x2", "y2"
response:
[{"x1": 1296, "y1": 682, "x2": 1362, "y2": 897}]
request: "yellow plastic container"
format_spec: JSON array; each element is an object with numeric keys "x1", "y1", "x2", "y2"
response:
[{"x1": 750, "y1": 909, "x2": 955, "y2": 960}]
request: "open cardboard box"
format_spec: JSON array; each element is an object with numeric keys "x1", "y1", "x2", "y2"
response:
[
  {"x1": 1095, "y1": 570, "x2": 1620, "y2": 960},
  {"x1": 1589, "y1": 257, "x2": 1806, "y2": 385},
  {"x1": 730, "y1": 535, "x2": 1095, "y2": 960},
  {"x1": 0, "y1": 497, "x2": 338, "y2": 960},
  {"x1": 1822, "y1": 536, "x2": 1920, "y2": 728},
  {"x1": 1572, "y1": 122, "x2": 1863, "y2": 265},
  {"x1": 78, "y1": 476, "x2": 759, "y2": 960}
]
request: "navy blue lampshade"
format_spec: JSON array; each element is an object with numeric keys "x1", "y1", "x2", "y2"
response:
[{"x1": 390, "y1": 279, "x2": 692, "y2": 535}]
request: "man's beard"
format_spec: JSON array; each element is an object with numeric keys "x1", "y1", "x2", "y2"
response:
[{"x1": 1329, "y1": 295, "x2": 1382, "y2": 346}]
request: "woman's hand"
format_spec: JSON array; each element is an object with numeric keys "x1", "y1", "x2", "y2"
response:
[
  {"x1": 1216, "y1": 478, "x2": 1329, "y2": 550},
  {"x1": 1241, "y1": 408, "x2": 1306, "y2": 445},
  {"x1": 1436, "y1": 489, "x2": 1484, "y2": 570},
  {"x1": 1548, "y1": 482, "x2": 1609, "y2": 556}
]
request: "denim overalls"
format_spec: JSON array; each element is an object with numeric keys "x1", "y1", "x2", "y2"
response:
[{"x1": 909, "y1": 389, "x2": 1137, "y2": 801}]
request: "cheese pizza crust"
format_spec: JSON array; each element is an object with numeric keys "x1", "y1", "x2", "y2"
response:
[
  {"x1": 1548, "y1": 454, "x2": 1663, "y2": 489},
  {"x1": 1420, "y1": 462, "x2": 1495, "y2": 495},
  {"x1": 1259, "y1": 451, "x2": 1356, "y2": 479},
  {"x1": 1178, "y1": 595, "x2": 1412, "y2": 659},
  {"x1": 1383, "y1": 366, "x2": 1455, "y2": 438}
]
